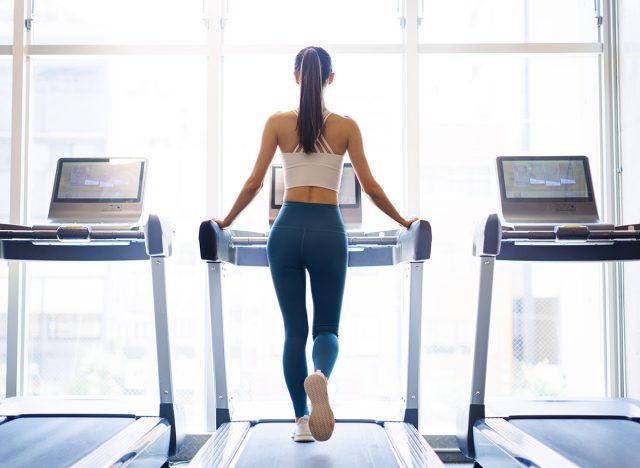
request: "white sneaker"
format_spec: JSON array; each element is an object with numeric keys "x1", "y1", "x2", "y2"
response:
[
  {"x1": 304, "y1": 371, "x2": 335, "y2": 441},
  {"x1": 292, "y1": 415, "x2": 314, "y2": 443}
]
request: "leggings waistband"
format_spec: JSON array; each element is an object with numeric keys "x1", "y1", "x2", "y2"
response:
[{"x1": 273, "y1": 202, "x2": 345, "y2": 231}]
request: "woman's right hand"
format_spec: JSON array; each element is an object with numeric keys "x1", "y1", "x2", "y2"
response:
[{"x1": 402, "y1": 217, "x2": 419, "y2": 229}]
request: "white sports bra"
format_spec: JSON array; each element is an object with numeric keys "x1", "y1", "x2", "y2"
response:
[{"x1": 280, "y1": 109, "x2": 345, "y2": 192}]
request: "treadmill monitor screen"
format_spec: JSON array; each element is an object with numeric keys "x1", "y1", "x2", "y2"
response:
[
  {"x1": 498, "y1": 156, "x2": 593, "y2": 202},
  {"x1": 53, "y1": 159, "x2": 146, "y2": 203},
  {"x1": 270, "y1": 163, "x2": 361, "y2": 208}
]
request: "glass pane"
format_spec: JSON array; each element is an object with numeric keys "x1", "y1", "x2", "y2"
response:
[
  {"x1": 419, "y1": 55, "x2": 602, "y2": 433},
  {"x1": 222, "y1": 53, "x2": 407, "y2": 420},
  {"x1": 619, "y1": 0, "x2": 640, "y2": 396},
  {"x1": 0, "y1": 2, "x2": 11, "y2": 44},
  {"x1": 33, "y1": 0, "x2": 205, "y2": 44},
  {"x1": 0, "y1": 58, "x2": 10, "y2": 221},
  {"x1": 27, "y1": 56, "x2": 207, "y2": 431},
  {"x1": 421, "y1": 0, "x2": 597, "y2": 43},
  {"x1": 223, "y1": 53, "x2": 404, "y2": 230},
  {"x1": 224, "y1": 0, "x2": 401, "y2": 45},
  {"x1": 0, "y1": 262, "x2": 6, "y2": 398}
]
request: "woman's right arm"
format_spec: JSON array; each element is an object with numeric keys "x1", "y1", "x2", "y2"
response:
[
  {"x1": 213, "y1": 115, "x2": 279, "y2": 228},
  {"x1": 346, "y1": 118, "x2": 417, "y2": 228}
]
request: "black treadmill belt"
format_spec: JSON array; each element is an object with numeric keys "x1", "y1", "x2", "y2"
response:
[
  {"x1": 234, "y1": 422, "x2": 399, "y2": 467},
  {"x1": 0, "y1": 416, "x2": 135, "y2": 468},
  {"x1": 510, "y1": 418, "x2": 640, "y2": 468}
]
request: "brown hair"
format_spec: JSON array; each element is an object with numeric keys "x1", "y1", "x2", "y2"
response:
[{"x1": 294, "y1": 47, "x2": 333, "y2": 154}]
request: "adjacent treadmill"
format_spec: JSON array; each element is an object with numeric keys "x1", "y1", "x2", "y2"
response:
[
  {"x1": 192, "y1": 164, "x2": 442, "y2": 467},
  {"x1": 0, "y1": 215, "x2": 183, "y2": 467},
  {"x1": 457, "y1": 156, "x2": 640, "y2": 467}
]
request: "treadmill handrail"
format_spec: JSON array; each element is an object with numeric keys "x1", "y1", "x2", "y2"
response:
[
  {"x1": 0, "y1": 214, "x2": 183, "y2": 456},
  {"x1": 198, "y1": 219, "x2": 432, "y2": 265},
  {"x1": 473, "y1": 213, "x2": 640, "y2": 262},
  {"x1": 0, "y1": 214, "x2": 171, "y2": 261}
]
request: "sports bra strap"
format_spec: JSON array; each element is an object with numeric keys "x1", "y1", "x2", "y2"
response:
[{"x1": 291, "y1": 109, "x2": 335, "y2": 154}]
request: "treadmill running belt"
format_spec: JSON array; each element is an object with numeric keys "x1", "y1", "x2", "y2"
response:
[
  {"x1": 234, "y1": 422, "x2": 400, "y2": 467},
  {"x1": 0, "y1": 416, "x2": 135, "y2": 468},
  {"x1": 510, "y1": 418, "x2": 640, "y2": 468}
]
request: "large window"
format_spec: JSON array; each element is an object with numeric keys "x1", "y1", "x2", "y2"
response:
[
  {"x1": 0, "y1": 58, "x2": 9, "y2": 397},
  {"x1": 0, "y1": 261, "x2": 6, "y2": 398},
  {"x1": 2, "y1": 0, "x2": 625, "y2": 437},
  {"x1": 31, "y1": 0, "x2": 205, "y2": 45},
  {"x1": 0, "y1": 58, "x2": 10, "y2": 221},
  {"x1": 420, "y1": 0, "x2": 597, "y2": 43},
  {"x1": 0, "y1": 2, "x2": 11, "y2": 44},
  {"x1": 26, "y1": 56, "x2": 207, "y2": 431},
  {"x1": 223, "y1": 0, "x2": 402, "y2": 45},
  {"x1": 419, "y1": 54, "x2": 602, "y2": 432},
  {"x1": 619, "y1": 0, "x2": 640, "y2": 397}
]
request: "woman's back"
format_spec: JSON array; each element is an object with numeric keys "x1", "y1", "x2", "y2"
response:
[{"x1": 275, "y1": 110, "x2": 353, "y2": 205}]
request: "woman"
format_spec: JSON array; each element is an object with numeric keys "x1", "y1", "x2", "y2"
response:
[{"x1": 214, "y1": 46, "x2": 416, "y2": 443}]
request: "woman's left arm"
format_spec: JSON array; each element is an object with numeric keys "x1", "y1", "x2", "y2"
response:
[{"x1": 214, "y1": 115, "x2": 279, "y2": 228}]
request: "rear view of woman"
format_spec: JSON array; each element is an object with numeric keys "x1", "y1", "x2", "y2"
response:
[{"x1": 214, "y1": 46, "x2": 416, "y2": 443}]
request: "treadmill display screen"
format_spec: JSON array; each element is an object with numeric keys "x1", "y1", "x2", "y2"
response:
[
  {"x1": 271, "y1": 163, "x2": 360, "y2": 208},
  {"x1": 54, "y1": 159, "x2": 145, "y2": 203},
  {"x1": 499, "y1": 157, "x2": 593, "y2": 201}
]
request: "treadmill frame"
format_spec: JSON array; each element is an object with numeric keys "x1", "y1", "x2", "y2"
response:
[
  {"x1": 457, "y1": 213, "x2": 640, "y2": 465},
  {"x1": 197, "y1": 219, "x2": 443, "y2": 467},
  {"x1": 0, "y1": 214, "x2": 184, "y2": 462}
]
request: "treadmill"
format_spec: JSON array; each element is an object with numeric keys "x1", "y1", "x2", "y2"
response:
[
  {"x1": 0, "y1": 215, "x2": 183, "y2": 467},
  {"x1": 457, "y1": 156, "x2": 640, "y2": 467},
  {"x1": 192, "y1": 164, "x2": 443, "y2": 467}
]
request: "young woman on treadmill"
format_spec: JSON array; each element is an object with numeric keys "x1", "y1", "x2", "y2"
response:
[{"x1": 214, "y1": 46, "x2": 416, "y2": 442}]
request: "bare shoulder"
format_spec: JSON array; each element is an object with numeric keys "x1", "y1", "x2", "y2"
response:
[
  {"x1": 268, "y1": 110, "x2": 297, "y2": 126},
  {"x1": 327, "y1": 112, "x2": 359, "y2": 133}
]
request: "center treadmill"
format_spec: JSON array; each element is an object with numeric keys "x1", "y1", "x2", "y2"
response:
[
  {"x1": 0, "y1": 215, "x2": 183, "y2": 467},
  {"x1": 193, "y1": 164, "x2": 442, "y2": 467},
  {"x1": 457, "y1": 156, "x2": 640, "y2": 468}
]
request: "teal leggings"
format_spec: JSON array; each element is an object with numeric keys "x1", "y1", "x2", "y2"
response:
[{"x1": 266, "y1": 202, "x2": 348, "y2": 417}]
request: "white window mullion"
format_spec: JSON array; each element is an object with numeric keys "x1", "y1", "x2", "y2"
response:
[
  {"x1": 7, "y1": 0, "x2": 30, "y2": 398},
  {"x1": 204, "y1": 0, "x2": 224, "y2": 432},
  {"x1": 599, "y1": 0, "x2": 625, "y2": 399},
  {"x1": 404, "y1": 0, "x2": 420, "y2": 217}
]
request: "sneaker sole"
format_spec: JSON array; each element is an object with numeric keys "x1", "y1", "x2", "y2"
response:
[
  {"x1": 292, "y1": 434, "x2": 315, "y2": 443},
  {"x1": 304, "y1": 373, "x2": 335, "y2": 441}
]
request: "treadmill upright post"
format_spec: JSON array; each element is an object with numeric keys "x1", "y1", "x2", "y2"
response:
[
  {"x1": 150, "y1": 255, "x2": 183, "y2": 456},
  {"x1": 457, "y1": 255, "x2": 495, "y2": 458},
  {"x1": 404, "y1": 261, "x2": 423, "y2": 429},
  {"x1": 207, "y1": 261, "x2": 231, "y2": 429},
  {"x1": 146, "y1": 214, "x2": 183, "y2": 456}
]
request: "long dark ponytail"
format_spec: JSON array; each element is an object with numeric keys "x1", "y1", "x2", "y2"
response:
[{"x1": 295, "y1": 47, "x2": 332, "y2": 154}]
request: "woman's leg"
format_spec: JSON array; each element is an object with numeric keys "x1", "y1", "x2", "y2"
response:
[
  {"x1": 304, "y1": 229, "x2": 348, "y2": 377},
  {"x1": 267, "y1": 227, "x2": 309, "y2": 418}
]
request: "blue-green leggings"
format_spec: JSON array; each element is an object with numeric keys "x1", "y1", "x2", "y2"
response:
[{"x1": 266, "y1": 201, "x2": 348, "y2": 417}]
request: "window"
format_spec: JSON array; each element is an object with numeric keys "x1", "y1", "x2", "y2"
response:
[
  {"x1": 31, "y1": 0, "x2": 205, "y2": 45},
  {"x1": 222, "y1": 53, "x2": 404, "y2": 230},
  {"x1": 0, "y1": 58, "x2": 10, "y2": 221},
  {"x1": 26, "y1": 56, "x2": 208, "y2": 431},
  {"x1": 0, "y1": 2, "x2": 11, "y2": 44},
  {"x1": 0, "y1": 262, "x2": 7, "y2": 398},
  {"x1": 619, "y1": 0, "x2": 640, "y2": 397},
  {"x1": 224, "y1": 0, "x2": 402, "y2": 45},
  {"x1": 420, "y1": 0, "x2": 598, "y2": 43},
  {"x1": 419, "y1": 54, "x2": 602, "y2": 432}
]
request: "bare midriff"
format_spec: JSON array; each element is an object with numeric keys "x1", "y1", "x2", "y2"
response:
[{"x1": 284, "y1": 186, "x2": 339, "y2": 205}]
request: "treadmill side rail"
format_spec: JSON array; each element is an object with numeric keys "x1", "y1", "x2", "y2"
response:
[
  {"x1": 71, "y1": 417, "x2": 170, "y2": 468},
  {"x1": 384, "y1": 422, "x2": 444, "y2": 467},
  {"x1": 189, "y1": 422, "x2": 252, "y2": 468},
  {"x1": 474, "y1": 418, "x2": 581, "y2": 468}
]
